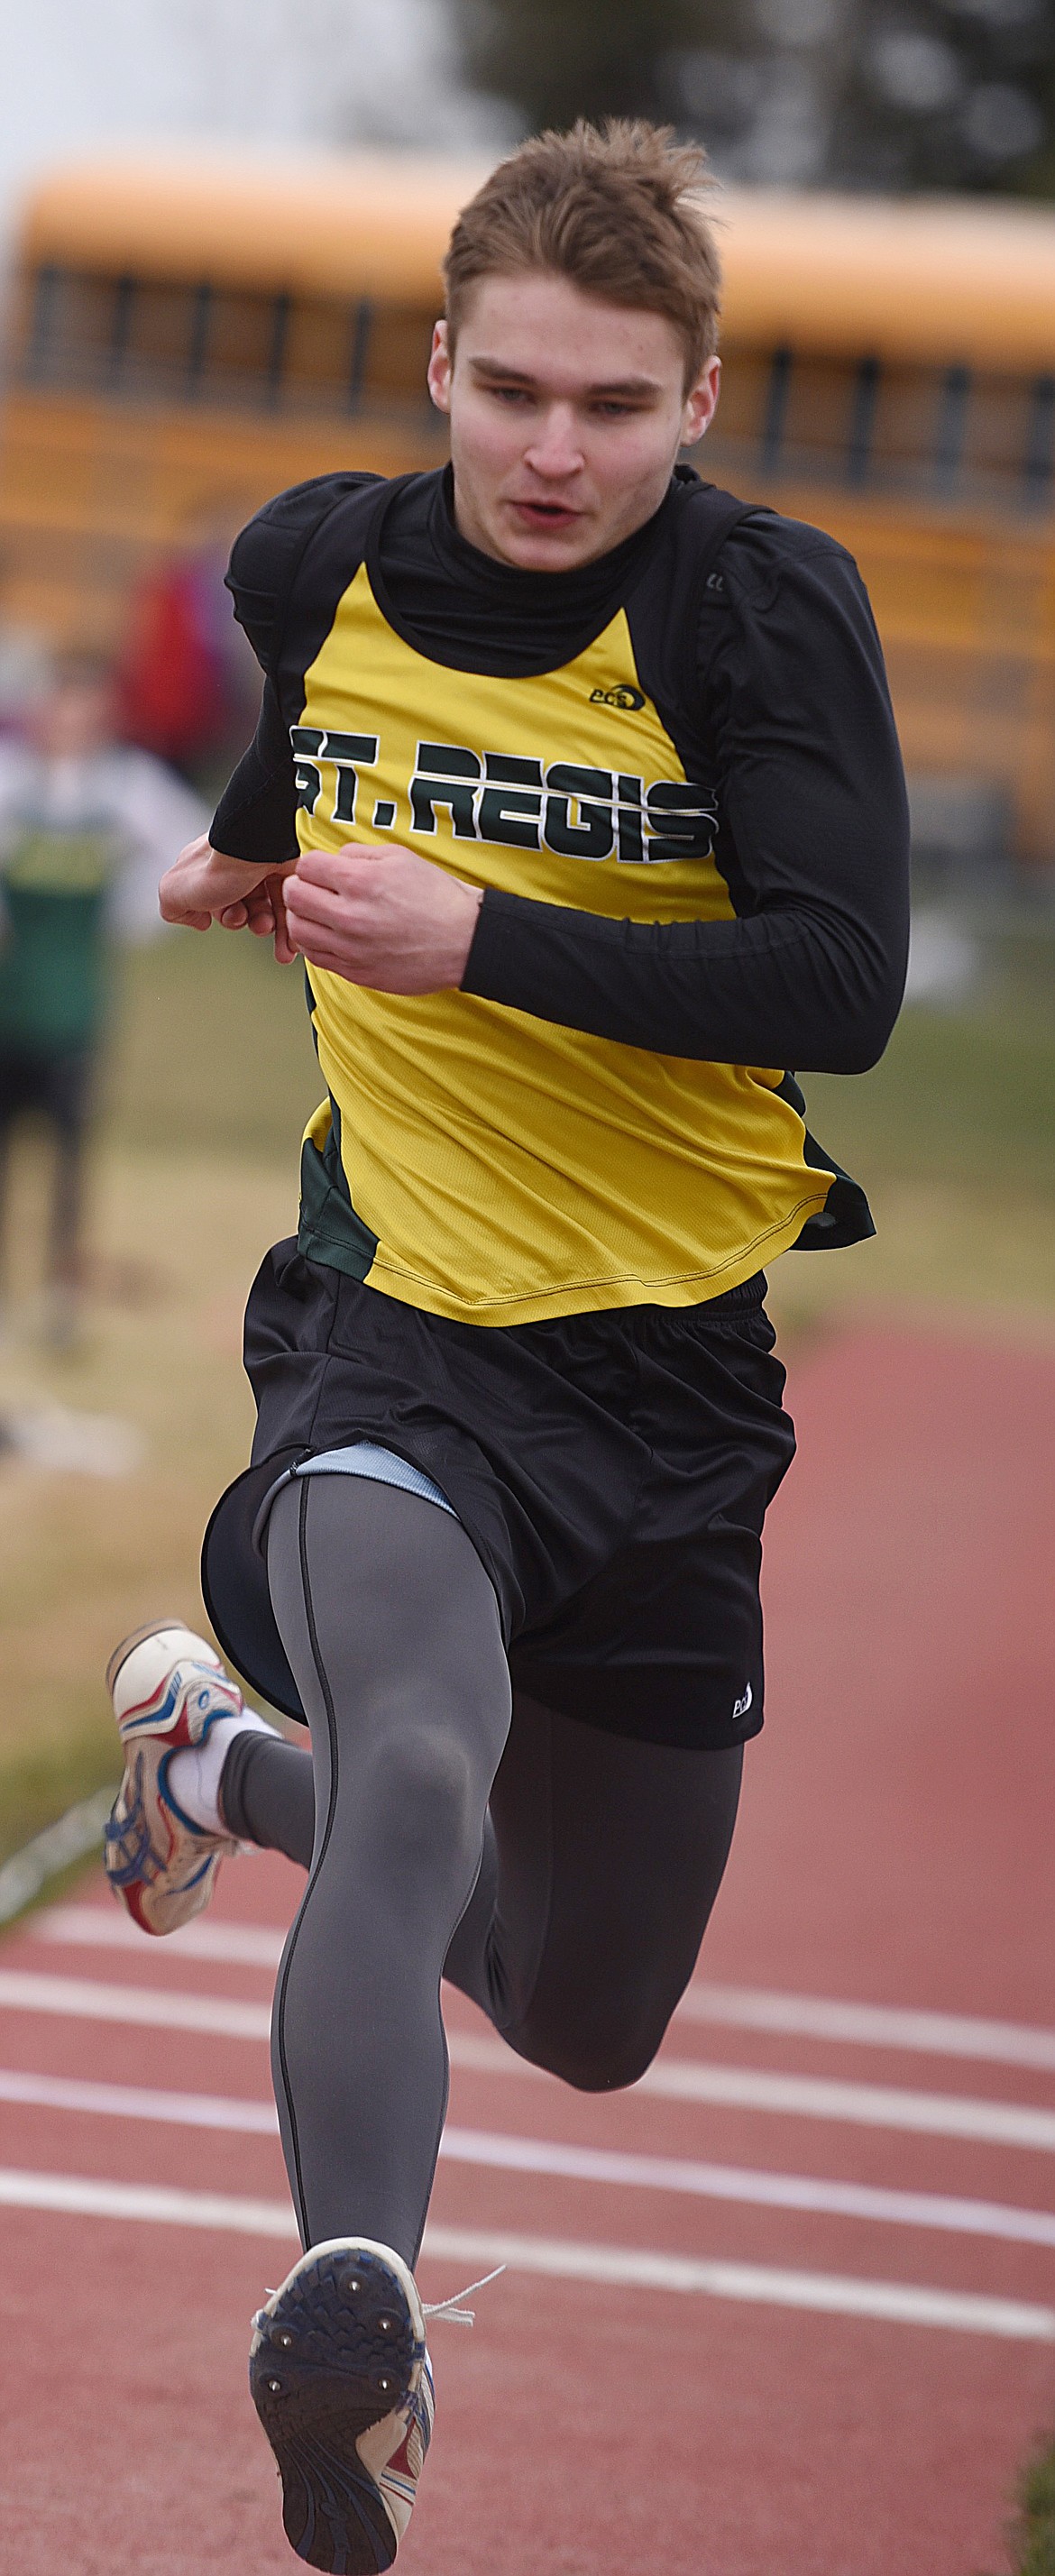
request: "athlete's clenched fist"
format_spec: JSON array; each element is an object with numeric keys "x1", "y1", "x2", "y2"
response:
[{"x1": 282, "y1": 843, "x2": 483, "y2": 994}]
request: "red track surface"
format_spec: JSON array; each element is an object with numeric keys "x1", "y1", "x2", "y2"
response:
[{"x1": 2, "y1": 1321, "x2": 1054, "y2": 2575}]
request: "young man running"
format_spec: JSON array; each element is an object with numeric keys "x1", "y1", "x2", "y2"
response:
[{"x1": 105, "y1": 123, "x2": 909, "y2": 2573}]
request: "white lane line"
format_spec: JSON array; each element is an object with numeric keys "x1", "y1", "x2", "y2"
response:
[
  {"x1": 5, "y1": 1971, "x2": 1055, "y2": 2150},
  {"x1": 0, "y1": 1969, "x2": 271, "y2": 2039},
  {"x1": 443, "y1": 2126, "x2": 1055, "y2": 2250},
  {"x1": 0, "y1": 2165, "x2": 296, "y2": 2236},
  {"x1": 36, "y1": 1906, "x2": 284, "y2": 1970},
  {"x1": 37, "y1": 1911, "x2": 1055, "y2": 2082},
  {"x1": 0, "y1": 2166, "x2": 1050, "y2": 2340},
  {"x1": 450, "y1": 2030, "x2": 1055, "y2": 2152},
  {"x1": 0, "y1": 2068, "x2": 280, "y2": 2131},
  {"x1": 683, "y1": 1984, "x2": 1055, "y2": 2075},
  {"x1": 423, "y1": 2230, "x2": 1055, "y2": 2341},
  {"x1": 5, "y1": 2066, "x2": 1055, "y2": 2251}
]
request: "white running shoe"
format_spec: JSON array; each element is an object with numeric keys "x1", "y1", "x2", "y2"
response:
[
  {"x1": 250, "y1": 2237, "x2": 434, "y2": 2572},
  {"x1": 104, "y1": 1620, "x2": 244, "y2": 1937}
]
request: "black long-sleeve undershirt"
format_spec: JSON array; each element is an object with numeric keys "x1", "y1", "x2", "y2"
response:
[
  {"x1": 461, "y1": 527, "x2": 909, "y2": 1074},
  {"x1": 464, "y1": 888, "x2": 892, "y2": 1076}
]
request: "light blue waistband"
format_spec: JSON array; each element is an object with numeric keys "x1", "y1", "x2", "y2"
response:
[
  {"x1": 251, "y1": 1443, "x2": 456, "y2": 1557},
  {"x1": 293, "y1": 1444, "x2": 455, "y2": 1515},
  {"x1": 298, "y1": 1442, "x2": 455, "y2": 1514}
]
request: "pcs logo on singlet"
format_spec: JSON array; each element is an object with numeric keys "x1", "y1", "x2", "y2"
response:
[
  {"x1": 589, "y1": 683, "x2": 646, "y2": 712},
  {"x1": 290, "y1": 729, "x2": 718, "y2": 866}
]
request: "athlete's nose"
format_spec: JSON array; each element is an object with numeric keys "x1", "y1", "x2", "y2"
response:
[{"x1": 522, "y1": 402, "x2": 584, "y2": 479}]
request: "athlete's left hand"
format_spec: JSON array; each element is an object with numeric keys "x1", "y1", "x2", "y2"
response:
[{"x1": 282, "y1": 844, "x2": 484, "y2": 993}]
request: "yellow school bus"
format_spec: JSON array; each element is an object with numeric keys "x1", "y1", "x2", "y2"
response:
[{"x1": 2, "y1": 152, "x2": 1055, "y2": 859}]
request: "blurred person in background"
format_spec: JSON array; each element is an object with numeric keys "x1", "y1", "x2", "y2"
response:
[
  {"x1": 0, "y1": 649, "x2": 207, "y2": 1342},
  {"x1": 117, "y1": 545, "x2": 260, "y2": 783}
]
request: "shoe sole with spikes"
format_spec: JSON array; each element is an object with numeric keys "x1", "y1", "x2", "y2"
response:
[{"x1": 249, "y1": 2237, "x2": 433, "y2": 2572}]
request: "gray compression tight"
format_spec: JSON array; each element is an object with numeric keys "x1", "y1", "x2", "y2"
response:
[{"x1": 250, "y1": 1473, "x2": 742, "y2": 2268}]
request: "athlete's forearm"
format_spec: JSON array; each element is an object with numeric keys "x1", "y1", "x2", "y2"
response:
[
  {"x1": 462, "y1": 885, "x2": 905, "y2": 1075},
  {"x1": 211, "y1": 678, "x2": 299, "y2": 866}
]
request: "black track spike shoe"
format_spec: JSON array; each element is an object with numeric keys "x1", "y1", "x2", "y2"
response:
[{"x1": 249, "y1": 2237, "x2": 434, "y2": 2572}]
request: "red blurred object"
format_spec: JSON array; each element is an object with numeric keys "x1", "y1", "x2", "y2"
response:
[{"x1": 116, "y1": 559, "x2": 228, "y2": 766}]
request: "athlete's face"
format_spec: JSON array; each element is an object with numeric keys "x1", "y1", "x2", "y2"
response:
[{"x1": 427, "y1": 271, "x2": 721, "y2": 572}]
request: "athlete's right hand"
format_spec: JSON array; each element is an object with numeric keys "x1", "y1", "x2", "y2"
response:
[{"x1": 159, "y1": 835, "x2": 298, "y2": 963}]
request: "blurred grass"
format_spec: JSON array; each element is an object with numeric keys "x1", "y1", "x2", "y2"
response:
[
  {"x1": 986, "y1": 2435, "x2": 1055, "y2": 2575},
  {"x1": 0, "y1": 921, "x2": 1052, "y2": 1870},
  {"x1": 762, "y1": 934, "x2": 1055, "y2": 1345},
  {"x1": 807, "y1": 988, "x2": 1054, "y2": 1196},
  {"x1": 1013, "y1": 2443, "x2": 1055, "y2": 2575},
  {"x1": 0, "y1": 930, "x2": 318, "y2": 1863},
  {"x1": 101, "y1": 922, "x2": 322, "y2": 1158}
]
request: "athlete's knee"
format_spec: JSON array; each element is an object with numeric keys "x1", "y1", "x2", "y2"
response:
[
  {"x1": 517, "y1": 1985, "x2": 674, "y2": 2094},
  {"x1": 359, "y1": 1719, "x2": 482, "y2": 1875},
  {"x1": 558, "y1": 2018, "x2": 667, "y2": 2093}
]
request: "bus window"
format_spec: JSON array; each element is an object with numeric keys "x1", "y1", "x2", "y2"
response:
[
  {"x1": 781, "y1": 353, "x2": 860, "y2": 481},
  {"x1": 964, "y1": 374, "x2": 1044, "y2": 500},
  {"x1": 22, "y1": 266, "x2": 119, "y2": 389},
  {"x1": 195, "y1": 288, "x2": 284, "y2": 399},
  {"x1": 128, "y1": 280, "x2": 201, "y2": 393},
  {"x1": 1024, "y1": 376, "x2": 1055, "y2": 501},
  {"x1": 707, "y1": 344, "x2": 772, "y2": 462},
  {"x1": 14, "y1": 260, "x2": 436, "y2": 418},
  {"x1": 361, "y1": 304, "x2": 435, "y2": 407},
  {"x1": 868, "y1": 365, "x2": 946, "y2": 494},
  {"x1": 710, "y1": 343, "x2": 1055, "y2": 513},
  {"x1": 285, "y1": 297, "x2": 363, "y2": 408},
  {"x1": 759, "y1": 346, "x2": 792, "y2": 474}
]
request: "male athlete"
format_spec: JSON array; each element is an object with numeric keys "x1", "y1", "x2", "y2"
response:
[{"x1": 104, "y1": 123, "x2": 909, "y2": 2573}]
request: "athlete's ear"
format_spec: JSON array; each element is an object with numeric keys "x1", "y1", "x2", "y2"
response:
[
  {"x1": 682, "y1": 355, "x2": 721, "y2": 448},
  {"x1": 427, "y1": 320, "x2": 453, "y2": 416}
]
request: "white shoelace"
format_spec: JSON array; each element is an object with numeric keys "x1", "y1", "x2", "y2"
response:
[{"x1": 421, "y1": 2265, "x2": 507, "y2": 2328}]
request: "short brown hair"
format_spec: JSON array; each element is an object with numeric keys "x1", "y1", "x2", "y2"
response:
[{"x1": 443, "y1": 121, "x2": 722, "y2": 391}]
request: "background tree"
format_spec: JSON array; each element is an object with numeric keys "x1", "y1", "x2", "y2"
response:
[{"x1": 454, "y1": 0, "x2": 1055, "y2": 196}]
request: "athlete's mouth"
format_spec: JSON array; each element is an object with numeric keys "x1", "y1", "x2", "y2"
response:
[{"x1": 511, "y1": 500, "x2": 581, "y2": 526}]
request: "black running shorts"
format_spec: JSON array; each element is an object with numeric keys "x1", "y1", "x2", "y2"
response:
[
  {"x1": 203, "y1": 1242, "x2": 796, "y2": 1751},
  {"x1": 0, "y1": 1046, "x2": 94, "y2": 1140}
]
